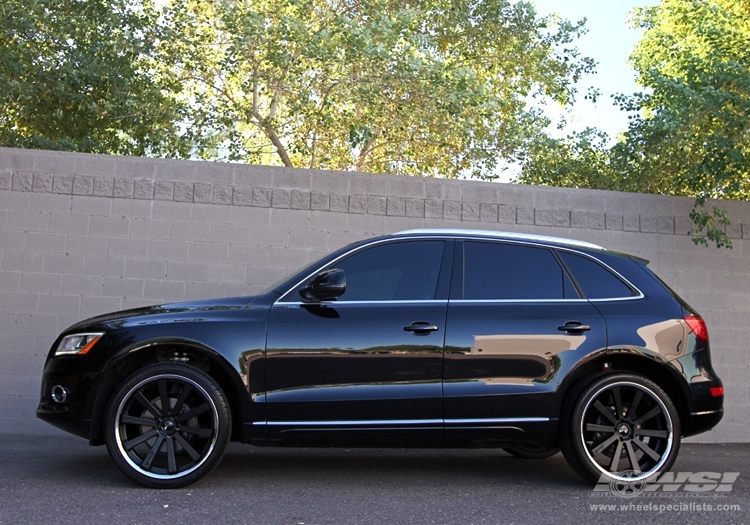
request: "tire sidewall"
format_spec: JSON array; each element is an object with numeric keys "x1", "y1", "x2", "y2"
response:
[
  {"x1": 562, "y1": 373, "x2": 681, "y2": 484},
  {"x1": 104, "y1": 363, "x2": 231, "y2": 488}
]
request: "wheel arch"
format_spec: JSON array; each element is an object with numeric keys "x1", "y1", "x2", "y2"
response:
[
  {"x1": 89, "y1": 340, "x2": 249, "y2": 445},
  {"x1": 557, "y1": 351, "x2": 692, "y2": 439}
]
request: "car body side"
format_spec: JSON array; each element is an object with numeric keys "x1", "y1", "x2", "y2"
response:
[{"x1": 36, "y1": 233, "x2": 723, "y2": 452}]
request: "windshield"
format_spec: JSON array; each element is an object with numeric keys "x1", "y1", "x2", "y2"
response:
[{"x1": 259, "y1": 249, "x2": 337, "y2": 296}]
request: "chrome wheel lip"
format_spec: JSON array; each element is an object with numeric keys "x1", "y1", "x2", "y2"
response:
[
  {"x1": 580, "y1": 381, "x2": 673, "y2": 482},
  {"x1": 114, "y1": 373, "x2": 219, "y2": 480}
]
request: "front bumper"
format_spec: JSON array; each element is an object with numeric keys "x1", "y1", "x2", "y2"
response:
[
  {"x1": 37, "y1": 373, "x2": 96, "y2": 440},
  {"x1": 36, "y1": 354, "x2": 106, "y2": 441}
]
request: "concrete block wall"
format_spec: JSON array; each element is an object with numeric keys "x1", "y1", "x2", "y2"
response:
[{"x1": 0, "y1": 147, "x2": 748, "y2": 442}]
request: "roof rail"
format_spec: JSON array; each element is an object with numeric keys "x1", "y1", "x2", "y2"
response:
[{"x1": 393, "y1": 228, "x2": 605, "y2": 250}]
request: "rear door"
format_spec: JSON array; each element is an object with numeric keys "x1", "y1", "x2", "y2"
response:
[{"x1": 443, "y1": 239, "x2": 607, "y2": 442}]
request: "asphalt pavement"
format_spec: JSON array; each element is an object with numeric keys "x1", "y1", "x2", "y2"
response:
[{"x1": 0, "y1": 434, "x2": 747, "y2": 525}]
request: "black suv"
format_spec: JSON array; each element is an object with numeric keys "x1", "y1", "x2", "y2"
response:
[{"x1": 37, "y1": 229, "x2": 724, "y2": 487}]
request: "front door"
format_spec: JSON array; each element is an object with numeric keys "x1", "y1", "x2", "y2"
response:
[{"x1": 264, "y1": 239, "x2": 452, "y2": 444}]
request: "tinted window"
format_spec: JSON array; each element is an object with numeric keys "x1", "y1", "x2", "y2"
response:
[
  {"x1": 462, "y1": 242, "x2": 576, "y2": 300},
  {"x1": 558, "y1": 251, "x2": 635, "y2": 299},
  {"x1": 329, "y1": 240, "x2": 445, "y2": 301}
]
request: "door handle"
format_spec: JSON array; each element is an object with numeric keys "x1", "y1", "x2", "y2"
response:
[
  {"x1": 404, "y1": 322, "x2": 438, "y2": 334},
  {"x1": 557, "y1": 321, "x2": 591, "y2": 334}
]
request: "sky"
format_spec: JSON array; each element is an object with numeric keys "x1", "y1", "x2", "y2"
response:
[{"x1": 531, "y1": 0, "x2": 659, "y2": 140}]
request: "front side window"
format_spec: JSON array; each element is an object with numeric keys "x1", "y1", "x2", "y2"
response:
[
  {"x1": 304, "y1": 240, "x2": 445, "y2": 301},
  {"x1": 462, "y1": 241, "x2": 577, "y2": 300}
]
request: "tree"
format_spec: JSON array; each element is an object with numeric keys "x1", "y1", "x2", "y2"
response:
[
  {"x1": 168, "y1": 0, "x2": 594, "y2": 176},
  {"x1": 1, "y1": 0, "x2": 596, "y2": 179},
  {"x1": 517, "y1": 0, "x2": 750, "y2": 248},
  {"x1": 0, "y1": 0, "x2": 189, "y2": 156}
]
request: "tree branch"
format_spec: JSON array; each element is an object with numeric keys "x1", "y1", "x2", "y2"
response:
[
  {"x1": 252, "y1": 107, "x2": 293, "y2": 167},
  {"x1": 309, "y1": 130, "x2": 317, "y2": 169}
]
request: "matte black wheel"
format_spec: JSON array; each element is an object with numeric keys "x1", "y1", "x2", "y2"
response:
[
  {"x1": 503, "y1": 445, "x2": 560, "y2": 459},
  {"x1": 105, "y1": 363, "x2": 231, "y2": 488},
  {"x1": 561, "y1": 373, "x2": 680, "y2": 483}
]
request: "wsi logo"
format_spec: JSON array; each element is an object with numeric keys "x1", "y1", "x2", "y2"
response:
[
  {"x1": 607, "y1": 471, "x2": 649, "y2": 497},
  {"x1": 594, "y1": 471, "x2": 740, "y2": 497}
]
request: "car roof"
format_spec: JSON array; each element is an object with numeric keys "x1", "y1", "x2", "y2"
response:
[{"x1": 392, "y1": 228, "x2": 605, "y2": 251}]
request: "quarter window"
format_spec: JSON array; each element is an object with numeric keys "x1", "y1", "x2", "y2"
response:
[
  {"x1": 462, "y1": 241, "x2": 576, "y2": 300},
  {"x1": 558, "y1": 251, "x2": 635, "y2": 299}
]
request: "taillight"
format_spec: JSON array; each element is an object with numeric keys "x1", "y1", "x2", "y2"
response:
[
  {"x1": 710, "y1": 386, "x2": 724, "y2": 397},
  {"x1": 684, "y1": 315, "x2": 709, "y2": 343}
]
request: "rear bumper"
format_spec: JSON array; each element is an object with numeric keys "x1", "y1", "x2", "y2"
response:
[
  {"x1": 686, "y1": 408, "x2": 723, "y2": 437},
  {"x1": 672, "y1": 347, "x2": 724, "y2": 437}
]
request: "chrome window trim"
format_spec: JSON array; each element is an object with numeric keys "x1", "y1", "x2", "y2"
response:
[
  {"x1": 254, "y1": 417, "x2": 549, "y2": 426},
  {"x1": 274, "y1": 299, "x2": 449, "y2": 308},
  {"x1": 447, "y1": 299, "x2": 589, "y2": 305},
  {"x1": 588, "y1": 295, "x2": 644, "y2": 302},
  {"x1": 274, "y1": 232, "x2": 644, "y2": 304},
  {"x1": 277, "y1": 297, "x2": 643, "y2": 306}
]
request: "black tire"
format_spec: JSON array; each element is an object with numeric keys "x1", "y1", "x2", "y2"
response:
[
  {"x1": 104, "y1": 363, "x2": 231, "y2": 488},
  {"x1": 503, "y1": 445, "x2": 560, "y2": 459},
  {"x1": 561, "y1": 373, "x2": 681, "y2": 484}
]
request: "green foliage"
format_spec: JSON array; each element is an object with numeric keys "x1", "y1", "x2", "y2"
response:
[
  {"x1": 167, "y1": 0, "x2": 594, "y2": 175},
  {"x1": 517, "y1": 0, "x2": 750, "y2": 249},
  {"x1": 0, "y1": 0, "x2": 190, "y2": 156},
  {"x1": 689, "y1": 200, "x2": 731, "y2": 248},
  {"x1": 624, "y1": 0, "x2": 750, "y2": 199},
  {"x1": 516, "y1": 127, "x2": 617, "y2": 190},
  {"x1": 1, "y1": 0, "x2": 594, "y2": 177}
]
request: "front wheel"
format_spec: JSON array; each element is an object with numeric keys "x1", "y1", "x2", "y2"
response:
[
  {"x1": 561, "y1": 373, "x2": 681, "y2": 484},
  {"x1": 104, "y1": 363, "x2": 231, "y2": 488}
]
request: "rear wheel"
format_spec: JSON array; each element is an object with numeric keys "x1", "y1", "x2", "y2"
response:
[
  {"x1": 104, "y1": 363, "x2": 231, "y2": 488},
  {"x1": 561, "y1": 373, "x2": 680, "y2": 484}
]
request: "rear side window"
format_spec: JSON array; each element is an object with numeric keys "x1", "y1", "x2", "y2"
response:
[
  {"x1": 558, "y1": 251, "x2": 636, "y2": 299},
  {"x1": 462, "y1": 241, "x2": 577, "y2": 300}
]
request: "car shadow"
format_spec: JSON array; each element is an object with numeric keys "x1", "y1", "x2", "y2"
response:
[
  {"x1": 3, "y1": 436, "x2": 586, "y2": 490},
  {"x1": 210, "y1": 444, "x2": 585, "y2": 488}
]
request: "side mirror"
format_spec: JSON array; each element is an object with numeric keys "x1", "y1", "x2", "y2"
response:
[{"x1": 300, "y1": 269, "x2": 346, "y2": 301}]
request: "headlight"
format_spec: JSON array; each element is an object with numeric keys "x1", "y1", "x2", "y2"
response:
[{"x1": 55, "y1": 333, "x2": 104, "y2": 356}]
